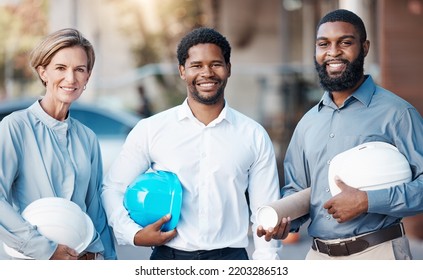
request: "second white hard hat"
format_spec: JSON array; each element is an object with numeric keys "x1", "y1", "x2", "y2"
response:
[{"x1": 328, "y1": 142, "x2": 412, "y2": 196}]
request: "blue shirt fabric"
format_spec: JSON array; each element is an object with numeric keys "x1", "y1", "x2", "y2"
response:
[
  {"x1": 283, "y1": 75, "x2": 423, "y2": 239},
  {"x1": 0, "y1": 100, "x2": 116, "y2": 259}
]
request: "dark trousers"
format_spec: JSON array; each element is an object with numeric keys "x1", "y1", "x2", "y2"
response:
[{"x1": 150, "y1": 245, "x2": 249, "y2": 260}]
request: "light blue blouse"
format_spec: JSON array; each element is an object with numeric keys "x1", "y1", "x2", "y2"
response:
[
  {"x1": 284, "y1": 75, "x2": 423, "y2": 239},
  {"x1": 0, "y1": 100, "x2": 116, "y2": 259}
]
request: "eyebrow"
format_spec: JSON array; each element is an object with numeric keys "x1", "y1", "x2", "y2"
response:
[
  {"x1": 316, "y1": 34, "x2": 357, "y2": 41},
  {"x1": 189, "y1": 59, "x2": 224, "y2": 65},
  {"x1": 54, "y1": 63, "x2": 88, "y2": 68}
]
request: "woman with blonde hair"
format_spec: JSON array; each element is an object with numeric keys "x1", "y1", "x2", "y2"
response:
[{"x1": 0, "y1": 28, "x2": 116, "y2": 260}]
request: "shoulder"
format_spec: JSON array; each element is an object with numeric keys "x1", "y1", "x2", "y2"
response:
[
  {"x1": 146, "y1": 106, "x2": 179, "y2": 122},
  {"x1": 227, "y1": 107, "x2": 262, "y2": 127},
  {"x1": 0, "y1": 108, "x2": 33, "y2": 132},
  {"x1": 370, "y1": 86, "x2": 421, "y2": 124},
  {"x1": 127, "y1": 106, "x2": 179, "y2": 138},
  {"x1": 374, "y1": 85, "x2": 415, "y2": 108},
  {"x1": 135, "y1": 105, "x2": 179, "y2": 127},
  {"x1": 226, "y1": 107, "x2": 272, "y2": 142}
]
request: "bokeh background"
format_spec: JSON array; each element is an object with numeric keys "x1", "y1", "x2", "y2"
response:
[{"x1": 1, "y1": 0, "x2": 422, "y2": 259}]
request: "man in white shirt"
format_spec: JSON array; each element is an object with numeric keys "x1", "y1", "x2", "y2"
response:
[{"x1": 101, "y1": 27, "x2": 282, "y2": 260}]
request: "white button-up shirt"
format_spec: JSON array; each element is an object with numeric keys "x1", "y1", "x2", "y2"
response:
[{"x1": 102, "y1": 99, "x2": 282, "y2": 259}]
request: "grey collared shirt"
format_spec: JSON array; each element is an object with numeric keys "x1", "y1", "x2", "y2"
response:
[{"x1": 283, "y1": 75, "x2": 423, "y2": 239}]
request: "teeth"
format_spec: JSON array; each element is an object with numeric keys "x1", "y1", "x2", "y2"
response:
[
  {"x1": 198, "y1": 83, "x2": 215, "y2": 87},
  {"x1": 329, "y1": 63, "x2": 343, "y2": 68},
  {"x1": 61, "y1": 87, "x2": 76, "y2": 91}
]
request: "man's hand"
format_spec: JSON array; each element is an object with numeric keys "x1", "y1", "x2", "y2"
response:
[
  {"x1": 134, "y1": 214, "x2": 177, "y2": 246},
  {"x1": 256, "y1": 217, "x2": 291, "y2": 242},
  {"x1": 49, "y1": 244, "x2": 79, "y2": 260},
  {"x1": 324, "y1": 176, "x2": 368, "y2": 223}
]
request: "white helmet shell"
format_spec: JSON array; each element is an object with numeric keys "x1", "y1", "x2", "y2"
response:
[
  {"x1": 3, "y1": 197, "x2": 94, "y2": 259},
  {"x1": 328, "y1": 142, "x2": 412, "y2": 196}
]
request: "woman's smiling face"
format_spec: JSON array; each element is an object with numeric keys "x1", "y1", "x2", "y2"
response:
[{"x1": 38, "y1": 46, "x2": 91, "y2": 106}]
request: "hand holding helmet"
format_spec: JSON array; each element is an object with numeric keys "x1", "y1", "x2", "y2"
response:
[
  {"x1": 324, "y1": 176, "x2": 370, "y2": 223},
  {"x1": 325, "y1": 142, "x2": 412, "y2": 223},
  {"x1": 133, "y1": 214, "x2": 177, "y2": 246}
]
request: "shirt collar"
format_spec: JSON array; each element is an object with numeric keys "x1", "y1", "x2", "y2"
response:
[
  {"x1": 177, "y1": 98, "x2": 232, "y2": 126},
  {"x1": 29, "y1": 99, "x2": 71, "y2": 130},
  {"x1": 318, "y1": 75, "x2": 375, "y2": 111}
]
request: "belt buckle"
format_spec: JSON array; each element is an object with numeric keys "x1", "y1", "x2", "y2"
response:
[
  {"x1": 327, "y1": 241, "x2": 349, "y2": 256},
  {"x1": 78, "y1": 252, "x2": 98, "y2": 260},
  {"x1": 314, "y1": 238, "x2": 350, "y2": 257},
  {"x1": 399, "y1": 222, "x2": 405, "y2": 236}
]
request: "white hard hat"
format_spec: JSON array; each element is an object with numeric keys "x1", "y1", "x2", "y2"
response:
[
  {"x1": 328, "y1": 142, "x2": 412, "y2": 196},
  {"x1": 3, "y1": 197, "x2": 94, "y2": 259}
]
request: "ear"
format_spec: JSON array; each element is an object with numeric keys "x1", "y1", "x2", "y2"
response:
[
  {"x1": 85, "y1": 71, "x2": 92, "y2": 83},
  {"x1": 227, "y1": 62, "x2": 231, "y2": 77},
  {"x1": 178, "y1": 65, "x2": 185, "y2": 80},
  {"x1": 363, "y1": 40, "x2": 370, "y2": 57},
  {"x1": 37, "y1": 66, "x2": 47, "y2": 84}
]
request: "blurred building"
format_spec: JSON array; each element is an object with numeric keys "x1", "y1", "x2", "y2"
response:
[{"x1": 2, "y1": 0, "x2": 422, "y2": 243}]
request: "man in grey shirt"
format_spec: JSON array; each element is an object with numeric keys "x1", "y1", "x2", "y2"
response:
[{"x1": 258, "y1": 9, "x2": 423, "y2": 260}]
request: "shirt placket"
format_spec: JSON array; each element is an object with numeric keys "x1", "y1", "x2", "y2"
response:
[
  {"x1": 198, "y1": 127, "x2": 210, "y2": 238},
  {"x1": 55, "y1": 123, "x2": 75, "y2": 200}
]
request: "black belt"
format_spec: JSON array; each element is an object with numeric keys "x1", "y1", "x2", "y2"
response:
[
  {"x1": 312, "y1": 223, "x2": 405, "y2": 257},
  {"x1": 153, "y1": 246, "x2": 246, "y2": 260},
  {"x1": 78, "y1": 252, "x2": 98, "y2": 260}
]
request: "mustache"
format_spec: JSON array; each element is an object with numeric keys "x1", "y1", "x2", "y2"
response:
[
  {"x1": 323, "y1": 59, "x2": 349, "y2": 67},
  {"x1": 193, "y1": 77, "x2": 221, "y2": 85}
]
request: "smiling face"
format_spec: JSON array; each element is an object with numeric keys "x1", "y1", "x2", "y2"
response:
[
  {"x1": 178, "y1": 43, "x2": 231, "y2": 106},
  {"x1": 38, "y1": 46, "x2": 91, "y2": 106},
  {"x1": 314, "y1": 21, "x2": 369, "y2": 93}
]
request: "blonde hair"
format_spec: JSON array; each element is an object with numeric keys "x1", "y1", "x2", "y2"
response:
[{"x1": 29, "y1": 28, "x2": 95, "y2": 86}]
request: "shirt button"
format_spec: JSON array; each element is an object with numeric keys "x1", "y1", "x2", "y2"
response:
[
  {"x1": 329, "y1": 133, "x2": 335, "y2": 138},
  {"x1": 325, "y1": 188, "x2": 330, "y2": 192},
  {"x1": 327, "y1": 160, "x2": 331, "y2": 165},
  {"x1": 326, "y1": 215, "x2": 331, "y2": 220}
]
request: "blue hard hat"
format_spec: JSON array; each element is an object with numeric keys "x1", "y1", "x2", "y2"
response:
[{"x1": 123, "y1": 170, "x2": 183, "y2": 231}]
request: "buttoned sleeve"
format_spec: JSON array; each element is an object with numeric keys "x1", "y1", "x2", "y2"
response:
[
  {"x1": 367, "y1": 107, "x2": 423, "y2": 216},
  {"x1": 247, "y1": 125, "x2": 283, "y2": 259},
  {"x1": 101, "y1": 119, "x2": 150, "y2": 246},
  {"x1": 0, "y1": 115, "x2": 57, "y2": 259}
]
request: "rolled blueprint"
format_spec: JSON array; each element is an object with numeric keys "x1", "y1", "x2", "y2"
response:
[{"x1": 256, "y1": 188, "x2": 311, "y2": 230}]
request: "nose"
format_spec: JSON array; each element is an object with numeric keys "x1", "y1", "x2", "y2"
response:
[
  {"x1": 200, "y1": 66, "x2": 214, "y2": 77},
  {"x1": 327, "y1": 45, "x2": 341, "y2": 57},
  {"x1": 64, "y1": 69, "x2": 76, "y2": 82}
]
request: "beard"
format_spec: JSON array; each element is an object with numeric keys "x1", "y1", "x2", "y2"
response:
[
  {"x1": 314, "y1": 48, "x2": 365, "y2": 92},
  {"x1": 189, "y1": 79, "x2": 226, "y2": 105}
]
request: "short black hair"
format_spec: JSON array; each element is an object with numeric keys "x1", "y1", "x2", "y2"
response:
[
  {"x1": 317, "y1": 9, "x2": 367, "y2": 43},
  {"x1": 176, "y1": 27, "x2": 231, "y2": 66}
]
